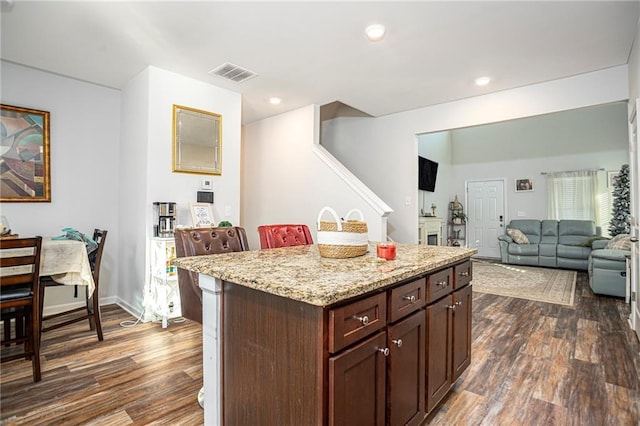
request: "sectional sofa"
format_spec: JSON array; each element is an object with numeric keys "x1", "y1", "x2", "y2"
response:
[{"x1": 497, "y1": 219, "x2": 601, "y2": 271}]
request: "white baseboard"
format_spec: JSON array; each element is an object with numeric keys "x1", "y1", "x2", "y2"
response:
[{"x1": 42, "y1": 296, "x2": 149, "y2": 323}]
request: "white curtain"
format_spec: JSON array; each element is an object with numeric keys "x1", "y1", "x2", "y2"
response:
[{"x1": 546, "y1": 170, "x2": 600, "y2": 222}]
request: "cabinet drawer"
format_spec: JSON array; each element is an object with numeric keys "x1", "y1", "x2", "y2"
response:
[
  {"x1": 453, "y1": 260, "x2": 472, "y2": 289},
  {"x1": 329, "y1": 292, "x2": 387, "y2": 354},
  {"x1": 426, "y1": 268, "x2": 453, "y2": 303},
  {"x1": 389, "y1": 278, "x2": 426, "y2": 323}
]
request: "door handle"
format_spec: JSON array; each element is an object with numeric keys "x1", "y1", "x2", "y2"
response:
[{"x1": 631, "y1": 236, "x2": 639, "y2": 243}]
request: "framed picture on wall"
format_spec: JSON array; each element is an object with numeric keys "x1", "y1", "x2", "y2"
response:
[
  {"x1": 190, "y1": 202, "x2": 216, "y2": 227},
  {"x1": 607, "y1": 171, "x2": 619, "y2": 188},
  {"x1": 0, "y1": 104, "x2": 51, "y2": 202},
  {"x1": 515, "y1": 178, "x2": 533, "y2": 192}
]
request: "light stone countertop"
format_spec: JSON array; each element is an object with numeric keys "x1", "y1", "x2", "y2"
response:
[{"x1": 173, "y1": 243, "x2": 477, "y2": 307}]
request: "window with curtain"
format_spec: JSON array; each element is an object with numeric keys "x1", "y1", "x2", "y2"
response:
[{"x1": 546, "y1": 170, "x2": 600, "y2": 224}]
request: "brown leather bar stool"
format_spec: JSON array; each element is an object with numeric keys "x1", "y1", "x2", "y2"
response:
[
  {"x1": 174, "y1": 226, "x2": 250, "y2": 409},
  {"x1": 174, "y1": 226, "x2": 249, "y2": 324}
]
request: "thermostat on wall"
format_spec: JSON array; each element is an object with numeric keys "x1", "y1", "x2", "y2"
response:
[
  {"x1": 197, "y1": 191, "x2": 214, "y2": 204},
  {"x1": 202, "y1": 179, "x2": 213, "y2": 190}
]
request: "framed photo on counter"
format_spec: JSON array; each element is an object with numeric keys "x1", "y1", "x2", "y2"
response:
[{"x1": 190, "y1": 202, "x2": 215, "y2": 227}]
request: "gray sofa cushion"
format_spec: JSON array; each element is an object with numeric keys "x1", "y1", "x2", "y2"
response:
[
  {"x1": 557, "y1": 244, "x2": 591, "y2": 260},
  {"x1": 539, "y1": 244, "x2": 557, "y2": 257},
  {"x1": 558, "y1": 220, "x2": 597, "y2": 245},
  {"x1": 508, "y1": 243, "x2": 539, "y2": 256},
  {"x1": 591, "y1": 248, "x2": 630, "y2": 263},
  {"x1": 509, "y1": 220, "x2": 542, "y2": 244},
  {"x1": 540, "y1": 220, "x2": 559, "y2": 244}
]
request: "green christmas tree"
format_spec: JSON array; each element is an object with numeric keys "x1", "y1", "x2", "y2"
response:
[{"x1": 609, "y1": 164, "x2": 630, "y2": 236}]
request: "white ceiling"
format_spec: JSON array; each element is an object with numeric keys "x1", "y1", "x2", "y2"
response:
[{"x1": 1, "y1": 1, "x2": 639, "y2": 125}]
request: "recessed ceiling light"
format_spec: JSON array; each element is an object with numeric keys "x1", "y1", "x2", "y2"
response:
[
  {"x1": 474, "y1": 76, "x2": 491, "y2": 87},
  {"x1": 269, "y1": 97, "x2": 282, "y2": 105},
  {"x1": 365, "y1": 24, "x2": 386, "y2": 42}
]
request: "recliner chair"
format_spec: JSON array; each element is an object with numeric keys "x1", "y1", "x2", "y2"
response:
[{"x1": 588, "y1": 238, "x2": 630, "y2": 298}]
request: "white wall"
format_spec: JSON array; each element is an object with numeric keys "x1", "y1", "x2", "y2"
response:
[
  {"x1": 417, "y1": 132, "x2": 452, "y2": 219},
  {"x1": 321, "y1": 66, "x2": 630, "y2": 243},
  {"x1": 1, "y1": 61, "x2": 121, "y2": 312},
  {"x1": 242, "y1": 105, "x2": 387, "y2": 251},
  {"x1": 449, "y1": 102, "x2": 628, "y2": 227},
  {"x1": 117, "y1": 66, "x2": 242, "y2": 316}
]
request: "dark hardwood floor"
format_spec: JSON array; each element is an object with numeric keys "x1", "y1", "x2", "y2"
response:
[
  {"x1": 1, "y1": 306, "x2": 204, "y2": 425},
  {"x1": 1, "y1": 272, "x2": 639, "y2": 425}
]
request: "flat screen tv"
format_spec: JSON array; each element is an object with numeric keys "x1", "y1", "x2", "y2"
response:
[{"x1": 418, "y1": 156, "x2": 438, "y2": 192}]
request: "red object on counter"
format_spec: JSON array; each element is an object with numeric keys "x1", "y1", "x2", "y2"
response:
[{"x1": 377, "y1": 243, "x2": 396, "y2": 260}]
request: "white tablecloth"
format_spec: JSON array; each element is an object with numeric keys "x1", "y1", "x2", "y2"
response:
[
  {"x1": 41, "y1": 237, "x2": 95, "y2": 297},
  {"x1": 2, "y1": 237, "x2": 95, "y2": 297}
]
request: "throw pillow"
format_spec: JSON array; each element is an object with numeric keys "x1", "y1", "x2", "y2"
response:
[
  {"x1": 507, "y1": 228, "x2": 530, "y2": 244},
  {"x1": 607, "y1": 234, "x2": 632, "y2": 250}
]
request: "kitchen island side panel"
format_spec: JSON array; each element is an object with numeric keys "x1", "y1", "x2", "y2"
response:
[{"x1": 223, "y1": 281, "x2": 326, "y2": 425}]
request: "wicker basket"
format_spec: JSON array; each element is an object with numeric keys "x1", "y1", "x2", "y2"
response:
[{"x1": 316, "y1": 207, "x2": 368, "y2": 259}]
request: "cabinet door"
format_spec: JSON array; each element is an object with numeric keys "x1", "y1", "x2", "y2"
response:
[
  {"x1": 452, "y1": 284, "x2": 472, "y2": 381},
  {"x1": 388, "y1": 310, "x2": 426, "y2": 426},
  {"x1": 329, "y1": 332, "x2": 387, "y2": 426},
  {"x1": 426, "y1": 295, "x2": 452, "y2": 413}
]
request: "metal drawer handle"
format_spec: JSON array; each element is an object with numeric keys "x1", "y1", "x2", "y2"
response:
[
  {"x1": 392, "y1": 339, "x2": 403, "y2": 347},
  {"x1": 455, "y1": 301, "x2": 463, "y2": 307},
  {"x1": 460, "y1": 271, "x2": 470, "y2": 276},
  {"x1": 403, "y1": 295, "x2": 416, "y2": 303},
  {"x1": 447, "y1": 304, "x2": 457, "y2": 310},
  {"x1": 354, "y1": 315, "x2": 369, "y2": 326},
  {"x1": 437, "y1": 281, "x2": 448, "y2": 287},
  {"x1": 378, "y1": 347, "x2": 390, "y2": 356}
]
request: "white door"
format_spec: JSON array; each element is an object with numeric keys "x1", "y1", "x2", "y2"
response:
[
  {"x1": 466, "y1": 180, "x2": 505, "y2": 258},
  {"x1": 628, "y1": 99, "x2": 639, "y2": 340}
]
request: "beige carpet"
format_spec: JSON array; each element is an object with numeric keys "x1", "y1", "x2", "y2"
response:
[{"x1": 471, "y1": 260, "x2": 576, "y2": 306}]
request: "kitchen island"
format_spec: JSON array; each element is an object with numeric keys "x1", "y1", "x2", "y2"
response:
[{"x1": 175, "y1": 243, "x2": 477, "y2": 426}]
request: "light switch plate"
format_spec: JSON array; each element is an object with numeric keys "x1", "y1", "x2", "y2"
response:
[{"x1": 202, "y1": 179, "x2": 212, "y2": 190}]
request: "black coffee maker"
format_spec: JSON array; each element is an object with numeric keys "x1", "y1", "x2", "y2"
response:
[{"x1": 153, "y1": 202, "x2": 176, "y2": 237}]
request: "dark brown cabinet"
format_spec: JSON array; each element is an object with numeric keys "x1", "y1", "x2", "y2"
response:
[
  {"x1": 452, "y1": 284, "x2": 472, "y2": 381},
  {"x1": 329, "y1": 331, "x2": 387, "y2": 426},
  {"x1": 426, "y1": 294, "x2": 453, "y2": 413},
  {"x1": 221, "y1": 258, "x2": 472, "y2": 426},
  {"x1": 330, "y1": 278, "x2": 426, "y2": 426},
  {"x1": 426, "y1": 260, "x2": 473, "y2": 414},
  {"x1": 387, "y1": 310, "x2": 426, "y2": 426}
]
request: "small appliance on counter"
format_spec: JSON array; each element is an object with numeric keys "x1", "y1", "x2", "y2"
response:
[{"x1": 153, "y1": 202, "x2": 176, "y2": 237}]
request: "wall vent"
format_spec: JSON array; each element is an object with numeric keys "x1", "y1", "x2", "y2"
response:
[{"x1": 208, "y1": 62, "x2": 257, "y2": 83}]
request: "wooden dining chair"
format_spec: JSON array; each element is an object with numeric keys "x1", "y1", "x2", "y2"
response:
[
  {"x1": 39, "y1": 229, "x2": 107, "y2": 341},
  {"x1": 0, "y1": 236, "x2": 43, "y2": 382},
  {"x1": 257, "y1": 224, "x2": 313, "y2": 249}
]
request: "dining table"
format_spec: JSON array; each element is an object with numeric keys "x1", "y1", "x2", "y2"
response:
[
  {"x1": 2, "y1": 236, "x2": 96, "y2": 296},
  {"x1": 40, "y1": 237, "x2": 95, "y2": 296}
]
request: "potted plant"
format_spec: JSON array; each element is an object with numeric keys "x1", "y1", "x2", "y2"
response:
[{"x1": 452, "y1": 211, "x2": 467, "y2": 225}]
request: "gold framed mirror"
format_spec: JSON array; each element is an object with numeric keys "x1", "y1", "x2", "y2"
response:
[{"x1": 172, "y1": 105, "x2": 222, "y2": 175}]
